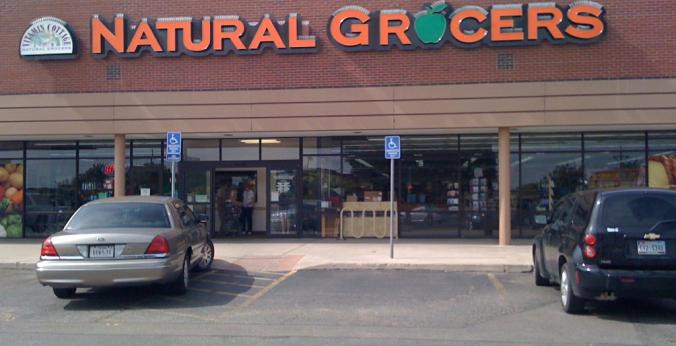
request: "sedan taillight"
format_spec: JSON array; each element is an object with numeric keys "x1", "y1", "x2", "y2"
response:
[
  {"x1": 145, "y1": 235, "x2": 170, "y2": 255},
  {"x1": 40, "y1": 237, "x2": 59, "y2": 257},
  {"x1": 583, "y1": 234, "x2": 597, "y2": 260}
]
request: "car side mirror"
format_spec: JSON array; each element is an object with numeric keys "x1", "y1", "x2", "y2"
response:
[{"x1": 198, "y1": 214, "x2": 208, "y2": 224}]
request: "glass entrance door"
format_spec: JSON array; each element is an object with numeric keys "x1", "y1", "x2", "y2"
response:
[{"x1": 268, "y1": 166, "x2": 300, "y2": 236}]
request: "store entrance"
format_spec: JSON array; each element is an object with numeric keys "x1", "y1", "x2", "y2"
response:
[{"x1": 181, "y1": 161, "x2": 301, "y2": 238}]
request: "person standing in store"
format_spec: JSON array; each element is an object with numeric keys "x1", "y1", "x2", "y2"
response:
[{"x1": 240, "y1": 182, "x2": 255, "y2": 235}]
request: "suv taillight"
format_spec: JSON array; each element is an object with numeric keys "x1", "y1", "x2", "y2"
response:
[
  {"x1": 40, "y1": 237, "x2": 59, "y2": 257},
  {"x1": 145, "y1": 235, "x2": 170, "y2": 255},
  {"x1": 583, "y1": 234, "x2": 597, "y2": 259}
]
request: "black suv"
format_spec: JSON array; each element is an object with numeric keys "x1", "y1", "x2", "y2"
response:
[{"x1": 533, "y1": 188, "x2": 676, "y2": 314}]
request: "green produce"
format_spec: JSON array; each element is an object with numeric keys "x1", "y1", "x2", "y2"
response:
[
  {"x1": 6, "y1": 224, "x2": 20, "y2": 238},
  {"x1": 5, "y1": 214, "x2": 21, "y2": 226},
  {"x1": 0, "y1": 198, "x2": 9, "y2": 213}
]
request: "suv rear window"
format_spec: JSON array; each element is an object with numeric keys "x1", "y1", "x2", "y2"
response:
[
  {"x1": 602, "y1": 193, "x2": 676, "y2": 230},
  {"x1": 66, "y1": 203, "x2": 171, "y2": 230}
]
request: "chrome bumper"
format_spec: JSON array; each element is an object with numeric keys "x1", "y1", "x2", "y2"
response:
[{"x1": 36, "y1": 257, "x2": 182, "y2": 289}]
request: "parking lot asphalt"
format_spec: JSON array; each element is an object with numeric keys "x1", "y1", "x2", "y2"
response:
[{"x1": 0, "y1": 268, "x2": 675, "y2": 346}]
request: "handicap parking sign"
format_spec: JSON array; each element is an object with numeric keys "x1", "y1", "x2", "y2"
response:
[
  {"x1": 384, "y1": 136, "x2": 401, "y2": 160},
  {"x1": 166, "y1": 132, "x2": 182, "y2": 162}
]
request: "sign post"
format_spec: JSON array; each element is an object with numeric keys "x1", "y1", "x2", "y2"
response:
[
  {"x1": 165, "y1": 132, "x2": 182, "y2": 198},
  {"x1": 384, "y1": 136, "x2": 401, "y2": 259}
]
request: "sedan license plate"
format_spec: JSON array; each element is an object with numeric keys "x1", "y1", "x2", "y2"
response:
[
  {"x1": 637, "y1": 241, "x2": 666, "y2": 256},
  {"x1": 89, "y1": 245, "x2": 115, "y2": 258}
]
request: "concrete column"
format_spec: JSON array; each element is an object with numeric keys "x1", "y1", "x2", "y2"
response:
[
  {"x1": 498, "y1": 127, "x2": 512, "y2": 246},
  {"x1": 114, "y1": 134, "x2": 126, "y2": 197}
]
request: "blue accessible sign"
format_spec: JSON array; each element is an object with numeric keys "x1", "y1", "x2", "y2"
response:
[
  {"x1": 384, "y1": 136, "x2": 401, "y2": 160},
  {"x1": 166, "y1": 132, "x2": 182, "y2": 162}
]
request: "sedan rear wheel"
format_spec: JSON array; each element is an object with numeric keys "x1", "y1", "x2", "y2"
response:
[
  {"x1": 560, "y1": 262, "x2": 585, "y2": 314},
  {"x1": 195, "y1": 240, "x2": 214, "y2": 272},
  {"x1": 170, "y1": 255, "x2": 190, "y2": 295},
  {"x1": 53, "y1": 288, "x2": 76, "y2": 299}
]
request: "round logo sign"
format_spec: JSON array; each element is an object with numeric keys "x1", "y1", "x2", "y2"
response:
[{"x1": 20, "y1": 17, "x2": 77, "y2": 60}]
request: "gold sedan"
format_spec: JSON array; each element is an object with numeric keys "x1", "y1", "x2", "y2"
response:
[{"x1": 36, "y1": 197, "x2": 215, "y2": 299}]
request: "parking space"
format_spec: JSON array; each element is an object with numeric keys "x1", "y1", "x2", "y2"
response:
[{"x1": 0, "y1": 268, "x2": 675, "y2": 345}]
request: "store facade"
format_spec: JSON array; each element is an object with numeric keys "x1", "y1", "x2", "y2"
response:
[{"x1": 1, "y1": 0, "x2": 675, "y2": 243}]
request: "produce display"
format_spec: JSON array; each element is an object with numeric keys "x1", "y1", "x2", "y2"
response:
[{"x1": 0, "y1": 163, "x2": 23, "y2": 238}]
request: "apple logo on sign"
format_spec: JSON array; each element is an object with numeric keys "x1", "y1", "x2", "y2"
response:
[{"x1": 414, "y1": 2, "x2": 450, "y2": 44}]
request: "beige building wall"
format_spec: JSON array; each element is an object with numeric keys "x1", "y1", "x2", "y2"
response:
[{"x1": 1, "y1": 79, "x2": 675, "y2": 138}]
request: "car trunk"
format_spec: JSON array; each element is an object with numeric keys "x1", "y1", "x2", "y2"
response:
[
  {"x1": 50, "y1": 228, "x2": 169, "y2": 259},
  {"x1": 597, "y1": 221, "x2": 676, "y2": 270}
]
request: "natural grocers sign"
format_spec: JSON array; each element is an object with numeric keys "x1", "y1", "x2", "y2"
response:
[
  {"x1": 25, "y1": 1, "x2": 606, "y2": 60},
  {"x1": 329, "y1": 1, "x2": 606, "y2": 51}
]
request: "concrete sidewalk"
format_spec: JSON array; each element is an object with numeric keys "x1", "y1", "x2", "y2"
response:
[{"x1": 0, "y1": 238, "x2": 533, "y2": 273}]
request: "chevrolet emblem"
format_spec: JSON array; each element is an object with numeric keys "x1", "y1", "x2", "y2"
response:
[{"x1": 644, "y1": 233, "x2": 661, "y2": 241}]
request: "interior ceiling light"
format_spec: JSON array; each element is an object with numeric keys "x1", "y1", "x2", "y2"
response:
[{"x1": 240, "y1": 139, "x2": 281, "y2": 144}]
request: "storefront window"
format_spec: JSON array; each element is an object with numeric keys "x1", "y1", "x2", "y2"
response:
[
  {"x1": 184, "y1": 139, "x2": 219, "y2": 161},
  {"x1": 303, "y1": 137, "x2": 341, "y2": 155},
  {"x1": 132, "y1": 140, "x2": 163, "y2": 157},
  {"x1": 517, "y1": 134, "x2": 583, "y2": 238},
  {"x1": 459, "y1": 135, "x2": 498, "y2": 238},
  {"x1": 127, "y1": 158, "x2": 162, "y2": 196},
  {"x1": 342, "y1": 137, "x2": 391, "y2": 202},
  {"x1": 648, "y1": 132, "x2": 676, "y2": 190},
  {"x1": 24, "y1": 159, "x2": 76, "y2": 237},
  {"x1": 222, "y1": 139, "x2": 259, "y2": 161},
  {"x1": 78, "y1": 159, "x2": 114, "y2": 205},
  {"x1": 399, "y1": 136, "x2": 460, "y2": 237},
  {"x1": 0, "y1": 159, "x2": 24, "y2": 239},
  {"x1": 26, "y1": 141, "x2": 76, "y2": 158},
  {"x1": 262, "y1": 138, "x2": 299, "y2": 160},
  {"x1": 302, "y1": 156, "x2": 342, "y2": 237},
  {"x1": 78, "y1": 141, "x2": 128, "y2": 158},
  {"x1": 583, "y1": 133, "x2": 646, "y2": 190}
]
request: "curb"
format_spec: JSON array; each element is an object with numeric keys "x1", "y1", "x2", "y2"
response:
[
  {"x1": 301, "y1": 263, "x2": 533, "y2": 273},
  {"x1": 0, "y1": 261, "x2": 533, "y2": 274}
]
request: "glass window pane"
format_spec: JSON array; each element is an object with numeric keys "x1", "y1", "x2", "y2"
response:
[
  {"x1": 303, "y1": 137, "x2": 341, "y2": 155},
  {"x1": 26, "y1": 159, "x2": 76, "y2": 212},
  {"x1": 0, "y1": 160, "x2": 24, "y2": 238},
  {"x1": 585, "y1": 133, "x2": 645, "y2": 152},
  {"x1": 185, "y1": 168, "x2": 211, "y2": 204},
  {"x1": 262, "y1": 138, "x2": 299, "y2": 160},
  {"x1": 25, "y1": 212, "x2": 73, "y2": 238},
  {"x1": 648, "y1": 132, "x2": 676, "y2": 189},
  {"x1": 459, "y1": 136, "x2": 498, "y2": 238},
  {"x1": 78, "y1": 141, "x2": 127, "y2": 158},
  {"x1": 399, "y1": 136, "x2": 460, "y2": 237},
  {"x1": 127, "y1": 158, "x2": 162, "y2": 196},
  {"x1": 585, "y1": 151, "x2": 646, "y2": 189},
  {"x1": 302, "y1": 156, "x2": 342, "y2": 237},
  {"x1": 222, "y1": 139, "x2": 259, "y2": 161},
  {"x1": 27, "y1": 142, "x2": 76, "y2": 158},
  {"x1": 184, "y1": 139, "x2": 219, "y2": 161},
  {"x1": 133, "y1": 140, "x2": 163, "y2": 157},
  {"x1": 0, "y1": 142, "x2": 23, "y2": 159},
  {"x1": 78, "y1": 158, "x2": 114, "y2": 206},
  {"x1": 521, "y1": 133, "x2": 582, "y2": 152},
  {"x1": 342, "y1": 137, "x2": 383, "y2": 157},
  {"x1": 518, "y1": 152, "x2": 583, "y2": 237}
]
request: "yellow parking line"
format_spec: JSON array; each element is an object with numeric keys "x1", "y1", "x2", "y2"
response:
[
  {"x1": 240, "y1": 271, "x2": 296, "y2": 309},
  {"x1": 195, "y1": 278, "x2": 267, "y2": 289}
]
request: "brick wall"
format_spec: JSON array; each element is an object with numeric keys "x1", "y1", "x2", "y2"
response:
[{"x1": 2, "y1": 0, "x2": 675, "y2": 95}]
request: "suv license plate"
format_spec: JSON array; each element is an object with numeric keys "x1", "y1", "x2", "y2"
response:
[
  {"x1": 90, "y1": 245, "x2": 115, "y2": 258},
  {"x1": 637, "y1": 241, "x2": 666, "y2": 256}
]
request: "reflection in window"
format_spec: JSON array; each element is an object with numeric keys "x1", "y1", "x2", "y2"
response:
[
  {"x1": 78, "y1": 159, "x2": 114, "y2": 205},
  {"x1": 302, "y1": 156, "x2": 342, "y2": 237},
  {"x1": 648, "y1": 132, "x2": 676, "y2": 189},
  {"x1": 585, "y1": 151, "x2": 645, "y2": 189},
  {"x1": 127, "y1": 158, "x2": 162, "y2": 196}
]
